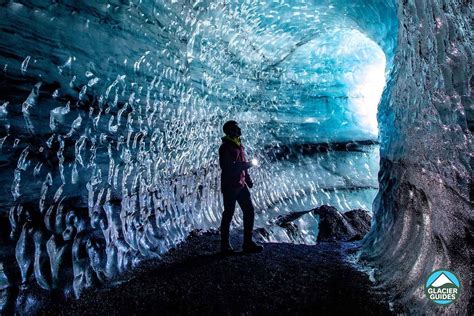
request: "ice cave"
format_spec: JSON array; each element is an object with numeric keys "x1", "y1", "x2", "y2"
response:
[{"x1": 0, "y1": 0, "x2": 471, "y2": 315}]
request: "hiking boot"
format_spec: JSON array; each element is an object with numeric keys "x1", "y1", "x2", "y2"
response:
[{"x1": 242, "y1": 241, "x2": 263, "y2": 253}]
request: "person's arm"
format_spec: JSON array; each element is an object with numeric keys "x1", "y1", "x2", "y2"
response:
[{"x1": 219, "y1": 145, "x2": 252, "y2": 172}]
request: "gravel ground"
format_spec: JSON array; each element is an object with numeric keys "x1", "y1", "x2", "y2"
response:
[{"x1": 40, "y1": 231, "x2": 393, "y2": 315}]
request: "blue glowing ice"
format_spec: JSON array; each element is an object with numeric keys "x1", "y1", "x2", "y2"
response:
[{"x1": 0, "y1": 0, "x2": 471, "y2": 315}]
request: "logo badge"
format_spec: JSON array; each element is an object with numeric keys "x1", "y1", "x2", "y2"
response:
[{"x1": 425, "y1": 270, "x2": 461, "y2": 305}]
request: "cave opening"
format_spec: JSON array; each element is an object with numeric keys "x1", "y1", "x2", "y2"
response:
[
  {"x1": 184, "y1": 0, "x2": 398, "y2": 245},
  {"x1": 225, "y1": 29, "x2": 390, "y2": 244}
]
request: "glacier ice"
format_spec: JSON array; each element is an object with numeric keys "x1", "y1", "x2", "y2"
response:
[
  {"x1": 360, "y1": 0, "x2": 472, "y2": 314},
  {"x1": 0, "y1": 0, "x2": 471, "y2": 315}
]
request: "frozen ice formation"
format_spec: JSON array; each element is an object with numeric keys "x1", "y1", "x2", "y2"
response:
[
  {"x1": 360, "y1": 0, "x2": 472, "y2": 314},
  {"x1": 0, "y1": 0, "x2": 471, "y2": 315}
]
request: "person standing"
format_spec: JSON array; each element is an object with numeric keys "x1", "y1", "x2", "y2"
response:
[{"x1": 219, "y1": 120, "x2": 263, "y2": 254}]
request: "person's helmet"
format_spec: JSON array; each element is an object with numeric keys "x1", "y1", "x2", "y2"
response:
[{"x1": 223, "y1": 120, "x2": 239, "y2": 135}]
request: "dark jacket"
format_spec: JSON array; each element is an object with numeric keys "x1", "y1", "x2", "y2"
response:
[{"x1": 219, "y1": 137, "x2": 252, "y2": 193}]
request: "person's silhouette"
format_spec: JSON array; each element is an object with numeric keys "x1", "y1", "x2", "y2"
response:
[{"x1": 219, "y1": 120, "x2": 263, "y2": 254}]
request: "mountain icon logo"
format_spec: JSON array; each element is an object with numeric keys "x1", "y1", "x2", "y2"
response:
[{"x1": 424, "y1": 270, "x2": 461, "y2": 305}]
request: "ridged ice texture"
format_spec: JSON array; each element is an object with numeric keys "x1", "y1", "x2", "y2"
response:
[
  {"x1": 1, "y1": 0, "x2": 443, "y2": 312},
  {"x1": 360, "y1": 0, "x2": 472, "y2": 315}
]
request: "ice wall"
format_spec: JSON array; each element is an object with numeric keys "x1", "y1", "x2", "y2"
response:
[
  {"x1": 1, "y1": 0, "x2": 470, "y2": 314},
  {"x1": 0, "y1": 3, "x2": 210, "y2": 308},
  {"x1": 360, "y1": 0, "x2": 473, "y2": 314}
]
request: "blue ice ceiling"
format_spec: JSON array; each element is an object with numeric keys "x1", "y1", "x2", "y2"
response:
[
  {"x1": 188, "y1": 0, "x2": 395, "y2": 143},
  {"x1": 0, "y1": 0, "x2": 398, "y2": 308}
]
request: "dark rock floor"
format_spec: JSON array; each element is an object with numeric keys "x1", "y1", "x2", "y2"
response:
[{"x1": 41, "y1": 231, "x2": 393, "y2": 315}]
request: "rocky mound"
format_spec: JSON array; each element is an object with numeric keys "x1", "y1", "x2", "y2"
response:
[{"x1": 313, "y1": 205, "x2": 372, "y2": 242}]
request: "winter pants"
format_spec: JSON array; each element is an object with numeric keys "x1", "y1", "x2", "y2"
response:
[{"x1": 220, "y1": 186, "x2": 255, "y2": 245}]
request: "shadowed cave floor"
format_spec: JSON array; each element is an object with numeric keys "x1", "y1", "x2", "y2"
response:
[{"x1": 42, "y1": 231, "x2": 393, "y2": 315}]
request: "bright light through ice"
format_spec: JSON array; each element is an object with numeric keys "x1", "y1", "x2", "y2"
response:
[
  {"x1": 267, "y1": 28, "x2": 388, "y2": 141},
  {"x1": 349, "y1": 57, "x2": 386, "y2": 136},
  {"x1": 344, "y1": 31, "x2": 387, "y2": 137},
  {"x1": 251, "y1": 158, "x2": 259, "y2": 166}
]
